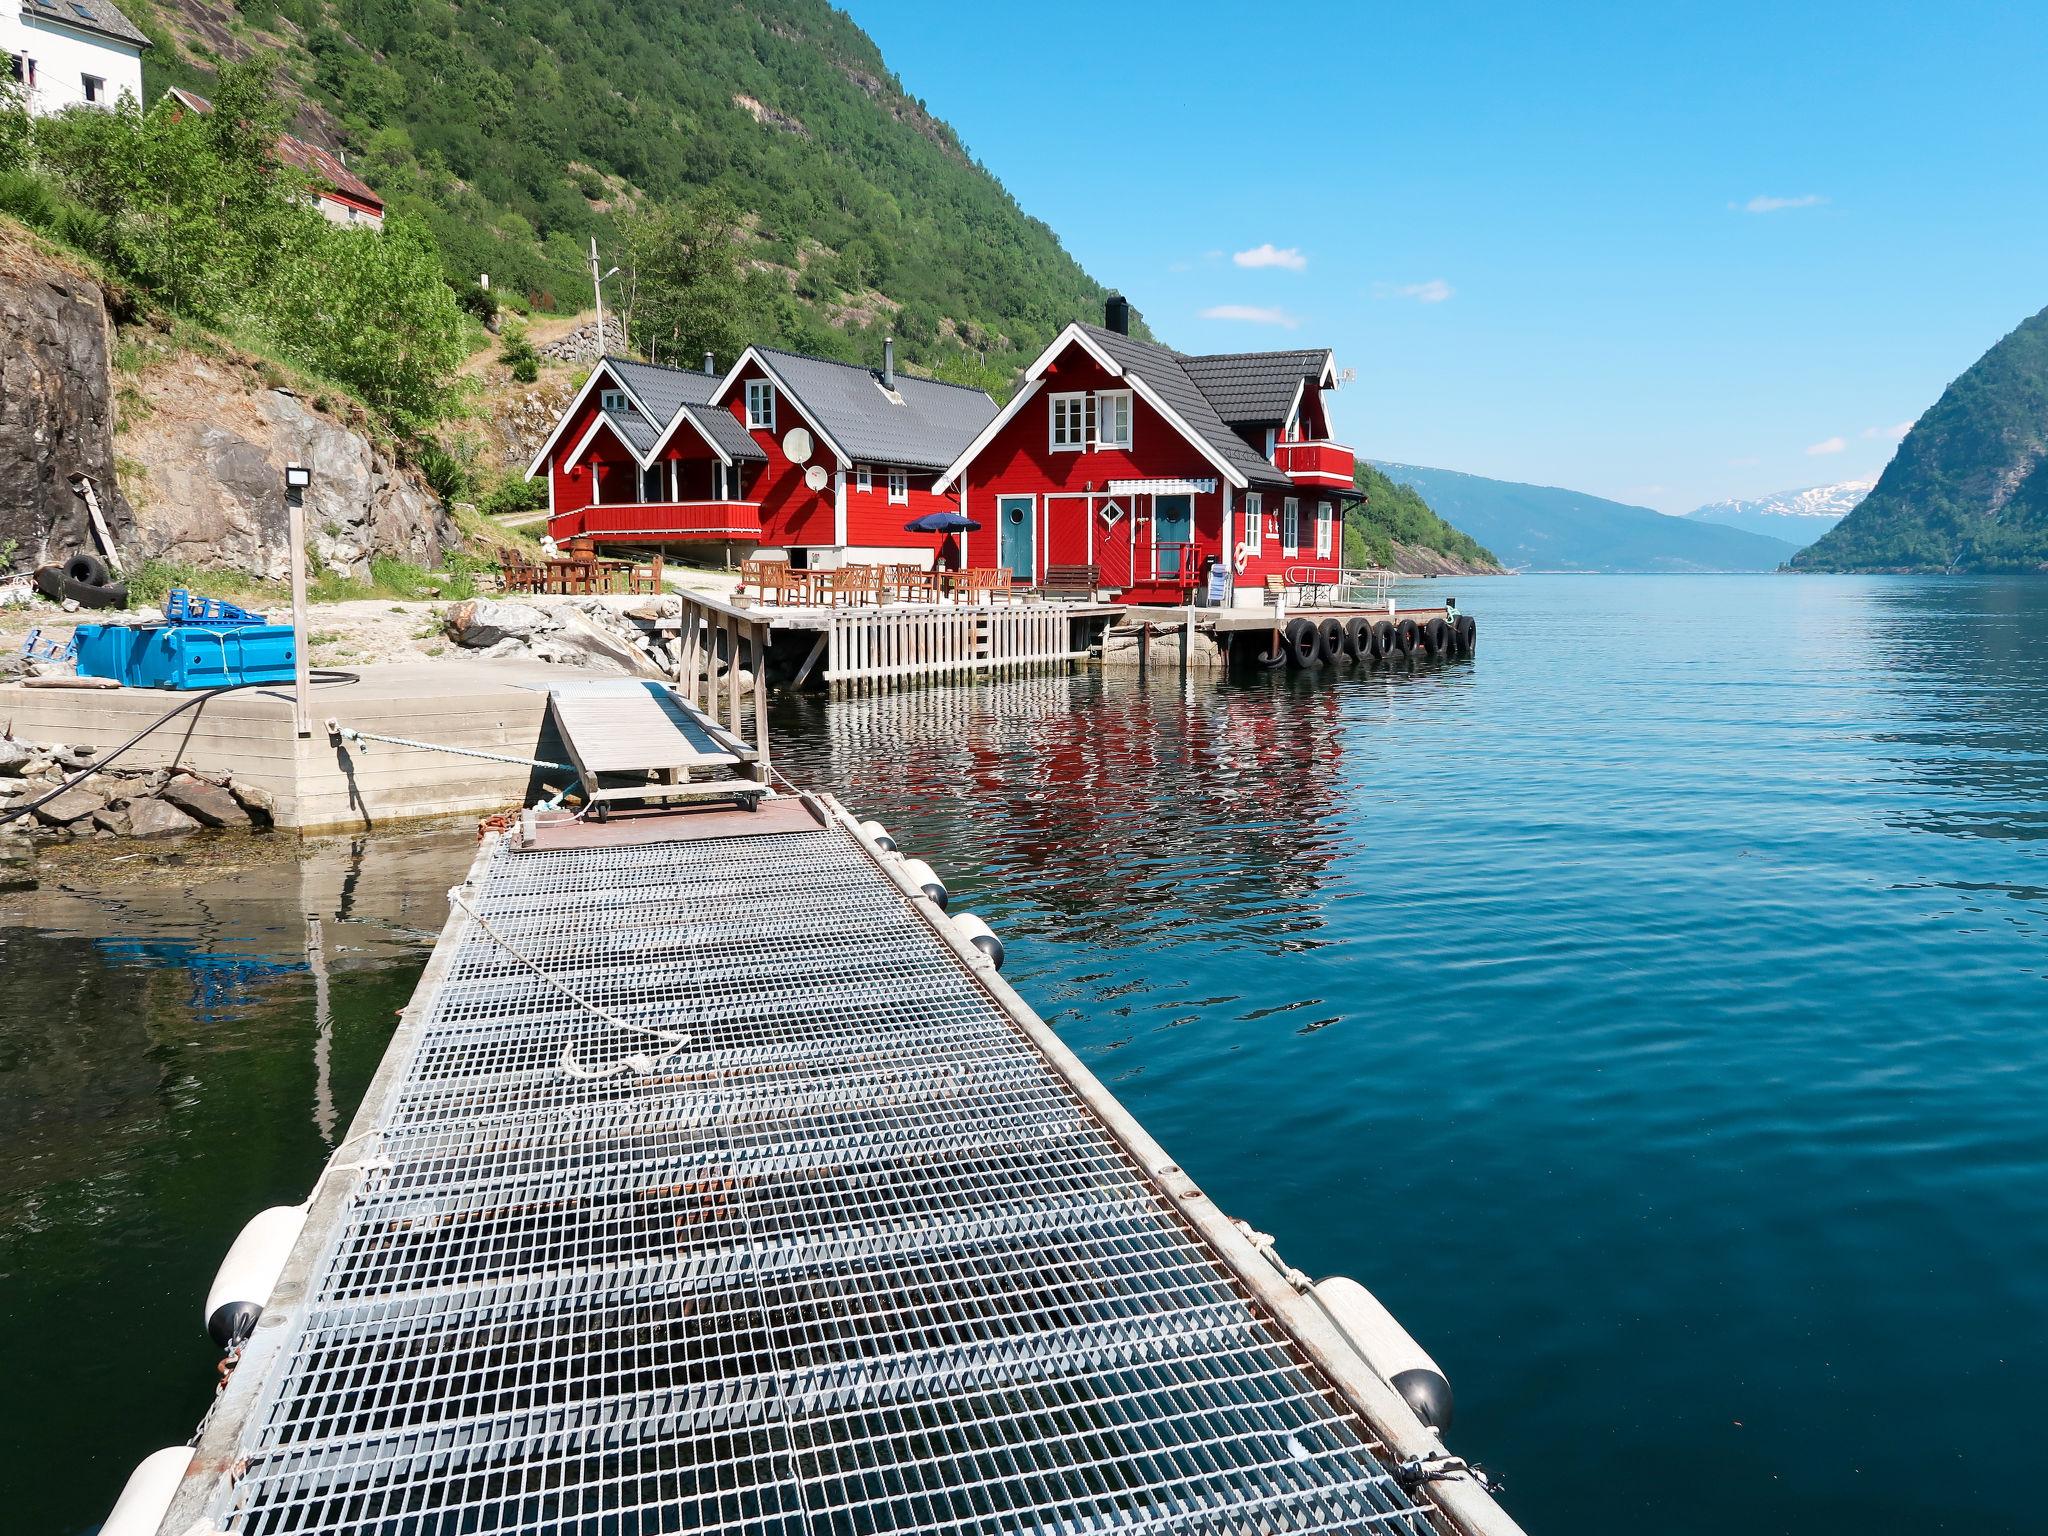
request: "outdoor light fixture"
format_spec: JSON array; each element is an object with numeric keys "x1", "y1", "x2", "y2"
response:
[{"x1": 286, "y1": 464, "x2": 312, "y2": 489}]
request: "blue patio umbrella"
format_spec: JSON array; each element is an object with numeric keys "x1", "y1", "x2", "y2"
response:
[{"x1": 904, "y1": 511, "x2": 981, "y2": 533}]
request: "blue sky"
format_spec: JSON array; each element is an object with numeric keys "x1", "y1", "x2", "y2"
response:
[{"x1": 853, "y1": 0, "x2": 2046, "y2": 512}]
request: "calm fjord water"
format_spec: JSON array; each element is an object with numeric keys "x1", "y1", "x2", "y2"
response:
[{"x1": 6, "y1": 574, "x2": 2046, "y2": 1534}]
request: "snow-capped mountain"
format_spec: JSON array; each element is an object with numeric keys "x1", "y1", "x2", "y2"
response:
[{"x1": 1683, "y1": 480, "x2": 1874, "y2": 548}]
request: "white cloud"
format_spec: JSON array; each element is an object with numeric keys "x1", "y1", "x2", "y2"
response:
[
  {"x1": 1860, "y1": 421, "x2": 1912, "y2": 441},
  {"x1": 1806, "y1": 436, "x2": 1848, "y2": 456},
  {"x1": 1373, "y1": 278, "x2": 1454, "y2": 304},
  {"x1": 1233, "y1": 243, "x2": 1307, "y2": 271},
  {"x1": 1200, "y1": 304, "x2": 1300, "y2": 329},
  {"x1": 1735, "y1": 194, "x2": 1827, "y2": 214}
]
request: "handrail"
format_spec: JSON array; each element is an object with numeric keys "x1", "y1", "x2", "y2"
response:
[{"x1": 670, "y1": 589, "x2": 775, "y2": 782}]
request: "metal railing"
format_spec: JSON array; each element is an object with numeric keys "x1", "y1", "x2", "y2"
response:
[{"x1": 1282, "y1": 565, "x2": 1395, "y2": 608}]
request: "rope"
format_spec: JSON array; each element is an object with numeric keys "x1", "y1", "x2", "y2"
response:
[
  {"x1": 333, "y1": 724, "x2": 575, "y2": 775},
  {"x1": 1392, "y1": 1454, "x2": 1500, "y2": 1494},
  {"x1": 446, "y1": 883, "x2": 690, "y2": 1078}
]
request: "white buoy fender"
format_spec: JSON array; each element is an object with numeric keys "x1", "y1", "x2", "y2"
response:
[
  {"x1": 952, "y1": 912, "x2": 1004, "y2": 970},
  {"x1": 1310, "y1": 1276, "x2": 1453, "y2": 1431},
  {"x1": 859, "y1": 819, "x2": 898, "y2": 853},
  {"x1": 899, "y1": 858, "x2": 947, "y2": 910},
  {"x1": 100, "y1": 1446, "x2": 195, "y2": 1536},
  {"x1": 205, "y1": 1202, "x2": 309, "y2": 1348}
]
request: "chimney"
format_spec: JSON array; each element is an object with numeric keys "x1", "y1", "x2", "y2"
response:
[
  {"x1": 1104, "y1": 294, "x2": 1130, "y2": 335},
  {"x1": 703, "y1": 351, "x2": 715, "y2": 376},
  {"x1": 883, "y1": 336, "x2": 896, "y2": 390}
]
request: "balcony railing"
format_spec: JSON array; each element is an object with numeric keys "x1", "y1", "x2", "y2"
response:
[
  {"x1": 1273, "y1": 439, "x2": 1357, "y2": 490},
  {"x1": 550, "y1": 501, "x2": 764, "y2": 542}
]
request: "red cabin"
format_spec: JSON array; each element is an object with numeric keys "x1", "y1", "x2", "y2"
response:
[
  {"x1": 528, "y1": 342, "x2": 998, "y2": 570},
  {"x1": 936, "y1": 301, "x2": 1358, "y2": 604}
]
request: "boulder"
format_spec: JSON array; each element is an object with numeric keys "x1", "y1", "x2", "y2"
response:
[
  {"x1": 31, "y1": 785, "x2": 105, "y2": 826},
  {"x1": 446, "y1": 599, "x2": 559, "y2": 649},
  {"x1": 227, "y1": 779, "x2": 276, "y2": 824},
  {"x1": 125, "y1": 797, "x2": 201, "y2": 838},
  {"x1": 0, "y1": 739, "x2": 35, "y2": 776},
  {"x1": 91, "y1": 801, "x2": 132, "y2": 836},
  {"x1": 160, "y1": 774, "x2": 250, "y2": 828}
]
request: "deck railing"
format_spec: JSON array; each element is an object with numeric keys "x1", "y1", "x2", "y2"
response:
[
  {"x1": 668, "y1": 588, "x2": 776, "y2": 781},
  {"x1": 550, "y1": 501, "x2": 764, "y2": 543}
]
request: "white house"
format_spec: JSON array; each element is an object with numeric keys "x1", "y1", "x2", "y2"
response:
[{"x1": 5, "y1": 0, "x2": 147, "y2": 116}]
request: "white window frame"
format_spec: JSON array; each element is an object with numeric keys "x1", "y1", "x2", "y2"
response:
[
  {"x1": 1244, "y1": 493, "x2": 1264, "y2": 552},
  {"x1": 81, "y1": 73, "x2": 105, "y2": 104},
  {"x1": 1282, "y1": 498, "x2": 1300, "y2": 555},
  {"x1": 1049, "y1": 392, "x2": 1092, "y2": 452},
  {"x1": 599, "y1": 388, "x2": 628, "y2": 413},
  {"x1": 887, "y1": 467, "x2": 909, "y2": 505},
  {"x1": 1264, "y1": 427, "x2": 1278, "y2": 462},
  {"x1": 855, "y1": 464, "x2": 872, "y2": 493},
  {"x1": 1315, "y1": 500, "x2": 1333, "y2": 559},
  {"x1": 1094, "y1": 389, "x2": 1133, "y2": 450},
  {"x1": 745, "y1": 379, "x2": 776, "y2": 432}
]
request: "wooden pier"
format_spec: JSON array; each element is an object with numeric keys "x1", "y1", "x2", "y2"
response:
[{"x1": 150, "y1": 794, "x2": 1523, "y2": 1536}]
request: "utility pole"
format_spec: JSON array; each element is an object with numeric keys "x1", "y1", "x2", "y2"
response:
[{"x1": 588, "y1": 238, "x2": 620, "y2": 357}]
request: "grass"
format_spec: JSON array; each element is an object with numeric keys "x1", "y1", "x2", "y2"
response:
[{"x1": 124, "y1": 554, "x2": 491, "y2": 609}]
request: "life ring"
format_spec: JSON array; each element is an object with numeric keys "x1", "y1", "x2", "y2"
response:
[{"x1": 1233, "y1": 541, "x2": 1252, "y2": 574}]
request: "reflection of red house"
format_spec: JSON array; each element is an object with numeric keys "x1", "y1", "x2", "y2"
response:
[
  {"x1": 162, "y1": 88, "x2": 384, "y2": 229},
  {"x1": 936, "y1": 299, "x2": 1358, "y2": 605},
  {"x1": 528, "y1": 343, "x2": 998, "y2": 570}
]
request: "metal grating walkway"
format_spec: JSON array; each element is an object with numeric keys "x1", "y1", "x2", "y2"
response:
[{"x1": 178, "y1": 810, "x2": 1449, "y2": 1536}]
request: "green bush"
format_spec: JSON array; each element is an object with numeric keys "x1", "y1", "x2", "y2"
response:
[
  {"x1": 478, "y1": 475, "x2": 546, "y2": 517},
  {"x1": 497, "y1": 320, "x2": 539, "y2": 383}
]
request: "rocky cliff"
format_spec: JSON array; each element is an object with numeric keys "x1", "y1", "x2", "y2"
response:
[{"x1": 0, "y1": 225, "x2": 138, "y2": 574}]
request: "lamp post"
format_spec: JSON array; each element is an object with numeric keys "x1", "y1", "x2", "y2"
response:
[{"x1": 285, "y1": 463, "x2": 313, "y2": 738}]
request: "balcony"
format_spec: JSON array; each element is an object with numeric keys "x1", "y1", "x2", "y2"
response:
[
  {"x1": 1273, "y1": 439, "x2": 1357, "y2": 491},
  {"x1": 550, "y1": 501, "x2": 764, "y2": 543}
]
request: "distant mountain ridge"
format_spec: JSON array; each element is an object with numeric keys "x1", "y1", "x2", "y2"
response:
[
  {"x1": 1794, "y1": 304, "x2": 2048, "y2": 572},
  {"x1": 1371, "y1": 463, "x2": 1800, "y2": 573},
  {"x1": 1684, "y1": 480, "x2": 1872, "y2": 548}
]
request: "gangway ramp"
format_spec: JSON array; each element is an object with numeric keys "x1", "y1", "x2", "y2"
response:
[
  {"x1": 547, "y1": 678, "x2": 767, "y2": 811},
  {"x1": 163, "y1": 797, "x2": 1518, "y2": 1536}
]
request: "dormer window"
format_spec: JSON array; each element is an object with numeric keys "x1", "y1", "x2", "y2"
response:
[
  {"x1": 599, "y1": 389, "x2": 628, "y2": 414},
  {"x1": 745, "y1": 379, "x2": 775, "y2": 431}
]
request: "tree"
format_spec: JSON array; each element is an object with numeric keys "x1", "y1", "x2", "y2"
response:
[
  {"x1": 0, "y1": 75, "x2": 29, "y2": 173},
  {"x1": 618, "y1": 193, "x2": 752, "y2": 368},
  {"x1": 261, "y1": 214, "x2": 471, "y2": 432}
]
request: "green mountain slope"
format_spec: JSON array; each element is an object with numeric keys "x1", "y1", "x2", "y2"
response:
[
  {"x1": 1792, "y1": 306, "x2": 2048, "y2": 572},
  {"x1": 1347, "y1": 464, "x2": 1502, "y2": 573},
  {"x1": 127, "y1": 0, "x2": 1133, "y2": 390},
  {"x1": 1373, "y1": 463, "x2": 1800, "y2": 572}
]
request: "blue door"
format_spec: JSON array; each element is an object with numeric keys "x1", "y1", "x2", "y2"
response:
[
  {"x1": 1154, "y1": 494, "x2": 1192, "y2": 575},
  {"x1": 998, "y1": 496, "x2": 1035, "y2": 581}
]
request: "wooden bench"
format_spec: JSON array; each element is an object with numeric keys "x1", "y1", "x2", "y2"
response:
[{"x1": 1043, "y1": 564, "x2": 1099, "y2": 602}]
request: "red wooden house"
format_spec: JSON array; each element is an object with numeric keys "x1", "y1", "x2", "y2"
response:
[
  {"x1": 934, "y1": 298, "x2": 1357, "y2": 604},
  {"x1": 529, "y1": 342, "x2": 998, "y2": 570}
]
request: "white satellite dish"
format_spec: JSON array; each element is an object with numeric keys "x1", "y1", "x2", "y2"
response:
[
  {"x1": 804, "y1": 464, "x2": 830, "y2": 492},
  {"x1": 782, "y1": 427, "x2": 813, "y2": 464}
]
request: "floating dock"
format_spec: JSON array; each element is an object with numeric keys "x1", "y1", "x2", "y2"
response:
[{"x1": 152, "y1": 795, "x2": 1520, "y2": 1536}]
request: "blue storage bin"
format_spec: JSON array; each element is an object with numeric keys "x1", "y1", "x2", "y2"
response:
[
  {"x1": 128, "y1": 625, "x2": 299, "y2": 689},
  {"x1": 73, "y1": 624, "x2": 138, "y2": 682}
]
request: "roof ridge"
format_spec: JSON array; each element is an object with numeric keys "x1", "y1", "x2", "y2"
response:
[{"x1": 754, "y1": 344, "x2": 994, "y2": 397}]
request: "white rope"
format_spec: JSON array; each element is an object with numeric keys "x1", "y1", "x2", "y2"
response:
[
  {"x1": 447, "y1": 884, "x2": 690, "y2": 1078},
  {"x1": 335, "y1": 724, "x2": 574, "y2": 774}
]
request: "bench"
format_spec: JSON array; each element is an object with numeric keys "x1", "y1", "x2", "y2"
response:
[{"x1": 1044, "y1": 564, "x2": 1100, "y2": 602}]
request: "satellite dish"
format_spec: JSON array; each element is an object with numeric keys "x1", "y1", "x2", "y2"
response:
[
  {"x1": 804, "y1": 464, "x2": 830, "y2": 492},
  {"x1": 782, "y1": 427, "x2": 813, "y2": 464}
]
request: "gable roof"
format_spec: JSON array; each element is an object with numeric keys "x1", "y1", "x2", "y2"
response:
[
  {"x1": 162, "y1": 89, "x2": 380, "y2": 210},
  {"x1": 604, "y1": 357, "x2": 763, "y2": 463},
  {"x1": 732, "y1": 347, "x2": 998, "y2": 471},
  {"x1": 22, "y1": 0, "x2": 148, "y2": 48},
  {"x1": 1180, "y1": 348, "x2": 1333, "y2": 428},
  {"x1": 1073, "y1": 324, "x2": 1292, "y2": 490}
]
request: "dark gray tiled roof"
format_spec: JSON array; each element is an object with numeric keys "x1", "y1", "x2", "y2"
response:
[
  {"x1": 1078, "y1": 325, "x2": 1292, "y2": 489},
  {"x1": 600, "y1": 407, "x2": 656, "y2": 458},
  {"x1": 1181, "y1": 348, "x2": 1330, "y2": 427},
  {"x1": 603, "y1": 357, "x2": 764, "y2": 462},
  {"x1": 753, "y1": 347, "x2": 997, "y2": 471},
  {"x1": 23, "y1": 0, "x2": 148, "y2": 46}
]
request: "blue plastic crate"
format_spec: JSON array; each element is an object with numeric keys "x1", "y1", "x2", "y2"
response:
[{"x1": 72, "y1": 624, "x2": 137, "y2": 681}]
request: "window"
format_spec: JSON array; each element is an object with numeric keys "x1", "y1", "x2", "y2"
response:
[
  {"x1": 1243, "y1": 493, "x2": 1263, "y2": 552},
  {"x1": 70, "y1": 2, "x2": 94, "y2": 18},
  {"x1": 856, "y1": 464, "x2": 872, "y2": 494},
  {"x1": 745, "y1": 379, "x2": 775, "y2": 431},
  {"x1": 599, "y1": 389, "x2": 628, "y2": 413},
  {"x1": 1098, "y1": 500, "x2": 1125, "y2": 527},
  {"x1": 887, "y1": 468, "x2": 909, "y2": 505},
  {"x1": 1049, "y1": 392, "x2": 1092, "y2": 451},
  {"x1": 81, "y1": 73, "x2": 105, "y2": 104},
  {"x1": 641, "y1": 464, "x2": 665, "y2": 503},
  {"x1": 1094, "y1": 390, "x2": 1133, "y2": 450},
  {"x1": 1264, "y1": 427, "x2": 1278, "y2": 462},
  {"x1": 1281, "y1": 498, "x2": 1300, "y2": 555},
  {"x1": 1315, "y1": 501, "x2": 1333, "y2": 558}
]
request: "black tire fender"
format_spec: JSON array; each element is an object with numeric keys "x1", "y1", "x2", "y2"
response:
[
  {"x1": 1424, "y1": 617, "x2": 1451, "y2": 656},
  {"x1": 1319, "y1": 617, "x2": 1351, "y2": 661},
  {"x1": 1284, "y1": 617, "x2": 1320, "y2": 668},
  {"x1": 1346, "y1": 617, "x2": 1375, "y2": 661}
]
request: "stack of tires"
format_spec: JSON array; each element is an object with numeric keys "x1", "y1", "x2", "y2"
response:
[
  {"x1": 1259, "y1": 611, "x2": 1477, "y2": 670},
  {"x1": 33, "y1": 553, "x2": 128, "y2": 609}
]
